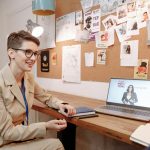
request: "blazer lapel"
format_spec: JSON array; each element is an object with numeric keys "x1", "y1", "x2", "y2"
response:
[
  {"x1": 10, "y1": 84, "x2": 25, "y2": 108},
  {"x1": 1, "y1": 65, "x2": 25, "y2": 108},
  {"x1": 24, "y1": 72, "x2": 34, "y2": 109}
]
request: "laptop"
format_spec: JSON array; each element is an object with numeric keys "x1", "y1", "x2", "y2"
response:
[{"x1": 95, "y1": 78, "x2": 150, "y2": 121}]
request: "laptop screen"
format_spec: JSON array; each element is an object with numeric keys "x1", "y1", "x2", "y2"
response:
[{"x1": 107, "y1": 78, "x2": 150, "y2": 108}]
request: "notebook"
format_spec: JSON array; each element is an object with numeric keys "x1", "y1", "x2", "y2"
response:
[
  {"x1": 59, "y1": 106, "x2": 96, "y2": 117},
  {"x1": 130, "y1": 123, "x2": 150, "y2": 146},
  {"x1": 95, "y1": 78, "x2": 150, "y2": 121}
]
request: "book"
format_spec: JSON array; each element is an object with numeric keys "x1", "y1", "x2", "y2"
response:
[
  {"x1": 130, "y1": 123, "x2": 150, "y2": 147},
  {"x1": 59, "y1": 106, "x2": 96, "y2": 117}
]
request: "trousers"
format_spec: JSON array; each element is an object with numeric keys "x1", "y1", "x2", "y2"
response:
[{"x1": 0, "y1": 138, "x2": 64, "y2": 150}]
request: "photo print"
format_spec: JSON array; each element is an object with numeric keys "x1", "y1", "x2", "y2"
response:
[
  {"x1": 95, "y1": 31, "x2": 108, "y2": 48},
  {"x1": 41, "y1": 50, "x2": 49, "y2": 72},
  {"x1": 102, "y1": 15, "x2": 115, "y2": 30},
  {"x1": 115, "y1": 22, "x2": 130, "y2": 42},
  {"x1": 127, "y1": 17, "x2": 139, "y2": 36},
  {"x1": 97, "y1": 49, "x2": 106, "y2": 64},
  {"x1": 117, "y1": 5, "x2": 127, "y2": 24},
  {"x1": 75, "y1": 10, "x2": 83, "y2": 25},
  {"x1": 134, "y1": 59, "x2": 149, "y2": 79},
  {"x1": 137, "y1": 8, "x2": 149, "y2": 29}
]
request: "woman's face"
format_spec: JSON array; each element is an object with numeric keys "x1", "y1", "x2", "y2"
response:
[
  {"x1": 11, "y1": 41, "x2": 38, "y2": 72},
  {"x1": 128, "y1": 86, "x2": 133, "y2": 92}
]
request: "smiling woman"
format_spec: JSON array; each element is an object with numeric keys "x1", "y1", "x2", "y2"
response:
[{"x1": 0, "y1": 30, "x2": 76, "y2": 150}]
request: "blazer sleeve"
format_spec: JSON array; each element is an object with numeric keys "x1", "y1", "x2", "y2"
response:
[
  {"x1": 33, "y1": 81, "x2": 63, "y2": 109},
  {"x1": 0, "y1": 87, "x2": 47, "y2": 141}
]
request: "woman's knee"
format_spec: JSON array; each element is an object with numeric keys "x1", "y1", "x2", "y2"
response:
[{"x1": 44, "y1": 138, "x2": 64, "y2": 150}]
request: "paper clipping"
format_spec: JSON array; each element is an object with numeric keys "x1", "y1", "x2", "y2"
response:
[
  {"x1": 102, "y1": 15, "x2": 115, "y2": 30},
  {"x1": 85, "y1": 52, "x2": 94, "y2": 67},
  {"x1": 120, "y1": 40, "x2": 139, "y2": 66},
  {"x1": 51, "y1": 52, "x2": 57, "y2": 65},
  {"x1": 84, "y1": 9, "x2": 100, "y2": 40},
  {"x1": 134, "y1": 59, "x2": 149, "y2": 79},
  {"x1": 115, "y1": 22, "x2": 130, "y2": 43},
  {"x1": 75, "y1": 10, "x2": 83, "y2": 26},
  {"x1": 97, "y1": 49, "x2": 106, "y2": 65},
  {"x1": 95, "y1": 31, "x2": 108, "y2": 48}
]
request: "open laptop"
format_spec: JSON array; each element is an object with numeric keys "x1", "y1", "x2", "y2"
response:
[{"x1": 95, "y1": 78, "x2": 150, "y2": 121}]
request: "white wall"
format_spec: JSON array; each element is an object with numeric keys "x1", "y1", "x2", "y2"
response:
[
  {"x1": 0, "y1": 0, "x2": 32, "y2": 68},
  {"x1": 36, "y1": 77, "x2": 108, "y2": 100},
  {"x1": 0, "y1": 0, "x2": 109, "y2": 101}
]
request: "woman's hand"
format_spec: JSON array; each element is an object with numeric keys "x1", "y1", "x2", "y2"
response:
[
  {"x1": 58, "y1": 103, "x2": 76, "y2": 116},
  {"x1": 46, "y1": 119, "x2": 67, "y2": 131}
]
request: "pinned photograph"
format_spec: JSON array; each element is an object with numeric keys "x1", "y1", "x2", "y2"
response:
[
  {"x1": 134, "y1": 59, "x2": 149, "y2": 79},
  {"x1": 84, "y1": 11, "x2": 92, "y2": 33},
  {"x1": 75, "y1": 10, "x2": 83, "y2": 25},
  {"x1": 127, "y1": 2, "x2": 136, "y2": 17},
  {"x1": 92, "y1": 9, "x2": 100, "y2": 33},
  {"x1": 102, "y1": 15, "x2": 115, "y2": 30},
  {"x1": 117, "y1": 5, "x2": 127, "y2": 24},
  {"x1": 84, "y1": 52, "x2": 94, "y2": 67},
  {"x1": 41, "y1": 50, "x2": 49, "y2": 72},
  {"x1": 80, "y1": 0, "x2": 93, "y2": 12},
  {"x1": 95, "y1": 31, "x2": 108, "y2": 48},
  {"x1": 127, "y1": 2, "x2": 136, "y2": 12},
  {"x1": 100, "y1": 0, "x2": 119, "y2": 16},
  {"x1": 127, "y1": 17, "x2": 139, "y2": 36},
  {"x1": 137, "y1": 8, "x2": 149, "y2": 29},
  {"x1": 97, "y1": 49, "x2": 106, "y2": 65},
  {"x1": 120, "y1": 40, "x2": 139, "y2": 66},
  {"x1": 115, "y1": 22, "x2": 130, "y2": 42},
  {"x1": 120, "y1": 41, "x2": 133, "y2": 58},
  {"x1": 83, "y1": 9, "x2": 100, "y2": 40},
  {"x1": 136, "y1": 0, "x2": 146, "y2": 9},
  {"x1": 51, "y1": 52, "x2": 57, "y2": 65}
]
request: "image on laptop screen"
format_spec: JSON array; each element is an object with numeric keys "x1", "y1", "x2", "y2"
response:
[{"x1": 107, "y1": 78, "x2": 150, "y2": 108}]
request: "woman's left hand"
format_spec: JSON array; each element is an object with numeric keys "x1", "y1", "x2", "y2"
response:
[{"x1": 58, "y1": 103, "x2": 76, "y2": 116}]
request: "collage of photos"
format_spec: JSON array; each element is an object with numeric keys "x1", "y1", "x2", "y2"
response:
[{"x1": 56, "y1": 0, "x2": 150, "y2": 79}]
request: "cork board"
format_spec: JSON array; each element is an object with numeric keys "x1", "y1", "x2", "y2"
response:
[{"x1": 37, "y1": 0, "x2": 150, "y2": 82}]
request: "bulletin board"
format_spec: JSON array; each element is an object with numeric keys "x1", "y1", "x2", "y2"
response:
[{"x1": 37, "y1": 0, "x2": 150, "y2": 82}]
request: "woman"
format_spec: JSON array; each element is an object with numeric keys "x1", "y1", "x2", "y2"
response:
[
  {"x1": 0, "y1": 30, "x2": 76, "y2": 150},
  {"x1": 122, "y1": 85, "x2": 138, "y2": 105}
]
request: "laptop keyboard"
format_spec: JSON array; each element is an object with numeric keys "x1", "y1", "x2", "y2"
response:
[{"x1": 101, "y1": 105, "x2": 150, "y2": 116}]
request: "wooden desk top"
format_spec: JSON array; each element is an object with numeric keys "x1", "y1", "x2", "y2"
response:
[{"x1": 32, "y1": 91, "x2": 146, "y2": 148}]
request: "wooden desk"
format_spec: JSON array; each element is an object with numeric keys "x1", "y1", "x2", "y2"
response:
[{"x1": 32, "y1": 91, "x2": 145, "y2": 149}]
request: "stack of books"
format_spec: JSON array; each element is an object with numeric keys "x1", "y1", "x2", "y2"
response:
[{"x1": 130, "y1": 123, "x2": 150, "y2": 147}]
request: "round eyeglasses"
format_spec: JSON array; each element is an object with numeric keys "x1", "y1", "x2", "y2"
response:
[{"x1": 12, "y1": 48, "x2": 41, "y2": 59}]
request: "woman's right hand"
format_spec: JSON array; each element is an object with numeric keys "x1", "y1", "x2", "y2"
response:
[{"x1": 46, "y1": 119, "x2": 67, "y2": 131}]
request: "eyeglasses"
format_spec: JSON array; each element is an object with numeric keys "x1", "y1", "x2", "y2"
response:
[{"x1": 12, "y1": 48, "x2": 41, "y2": 58}]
